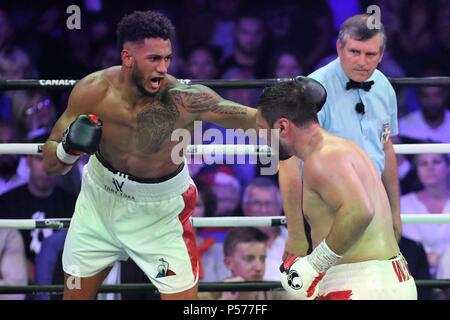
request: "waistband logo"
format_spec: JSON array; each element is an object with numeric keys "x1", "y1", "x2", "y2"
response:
[{"x1": 112, "y1": 178, "x2": 124, "y2": 193}]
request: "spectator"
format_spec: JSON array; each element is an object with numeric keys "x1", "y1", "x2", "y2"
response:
[
  {"x1": 397, "y1": 78, "x2": 450, "y2": 194},
  {"x1": 0, "y1": 130, "x2": 77, "y2": 283},
  {"x1": 401, "y1": 154, "x2": 450, "y2": 277},
  {"x1": 210, "y1": 171, "x2": 242, "y2": 218},
  {"x1": 200, "y1": 227, "x2": 290, "y2": 300},
  {"x1": 221, "y1": 13, "x2": 267, "y2": 78},
  {"x1": 0, "y1": 45, "x2": 36, "y2": 125},
  {"x1": 0, "y1": 45, "x2": 35, "y2": 80},
  {"x1": 394, "y1": 134, "x2": 430, "y2": 195},
  {"x1": 0, "y1": 229, "x2": 27, "y2": 300},
  {"x1": 399, "y1": 85, "x2": 450, "y2": 143},
  {"x1": 21, "y1": 91, "x2": 57, "y2": 134},
  {"x1": 0, "y1": 120, "x2": 27, "y2": 195},
  {"x1": 241, "y1": 177, "x2": 286, "y2": 280},
  {"x1": 269, "y1": 49, "x2": 304, "y2": 79},
  {"x1": 185, "y1": 45, "x2": 221, "y2": 80}
]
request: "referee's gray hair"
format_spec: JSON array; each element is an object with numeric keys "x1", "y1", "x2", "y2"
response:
[{"x1": 338, "y1": 14, "x2": 386, "y2": 52}]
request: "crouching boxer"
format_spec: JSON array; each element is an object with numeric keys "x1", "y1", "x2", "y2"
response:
[
  {"x1": 256, "y1": 78, "x2": 417, "y2": 300},
  {"x1": 43, "y1": 10, "x2": 258, "y2": 300}
]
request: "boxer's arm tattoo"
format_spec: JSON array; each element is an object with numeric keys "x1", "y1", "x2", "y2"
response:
[
  {"x1": 170, "y1": 85, "x2": 248, "y2": 115},
  {"x1": 208, "y1": 103, "x2": 248, "y2": 115}
]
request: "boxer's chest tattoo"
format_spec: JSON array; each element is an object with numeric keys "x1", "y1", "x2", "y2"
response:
[{"x1": 136, "y1": 100, "x2": 180, "y2": 153}]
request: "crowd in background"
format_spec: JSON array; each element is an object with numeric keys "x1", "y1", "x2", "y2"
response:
[{"x1": 0, "y1": 0, "x2": 449, "y2": 300}]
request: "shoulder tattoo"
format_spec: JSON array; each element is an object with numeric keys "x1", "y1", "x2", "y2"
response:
[{"x1": 170, "y1": 85, "x2": 247, "y2": 115}]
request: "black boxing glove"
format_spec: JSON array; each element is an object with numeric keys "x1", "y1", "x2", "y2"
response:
[
  {"x1": 56, "y1": 114, "x2": 102, "y2": 165},
  {"x1": 294, "y1": 76, "x2": 327, "y2": 112}
]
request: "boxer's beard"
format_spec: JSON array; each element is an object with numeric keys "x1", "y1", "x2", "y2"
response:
[
  {"x1": 132, "y1": 65, "x2": 154, "y2": 97},
  {"x1": 0, "y1": 156, "x2": 20, "y2": 180},
  {"x1": 278, "y1": 141, "x2": 293, "y2": 161}
]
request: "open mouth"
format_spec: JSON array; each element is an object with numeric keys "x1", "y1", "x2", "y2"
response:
[{"x1": 149, "y1": 77, "x2": 163, "y2": 89}]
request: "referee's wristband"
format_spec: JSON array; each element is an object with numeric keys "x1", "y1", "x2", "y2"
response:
[{"x1": 56, "y1": 142, "x2": 80, "y2": 166}]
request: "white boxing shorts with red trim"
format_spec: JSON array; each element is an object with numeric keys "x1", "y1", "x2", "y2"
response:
[
  {"x1": 63, "y1": 154, "x2": 199, "y2": 294},
  {"x1": 317, "y1": 254, "x2": 417, "y2": 300}
]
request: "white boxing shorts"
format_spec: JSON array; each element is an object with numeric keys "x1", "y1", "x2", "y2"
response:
[
  {"x1": 63, "y1": 154, "x2": 199, "y2": 294},
  {"x1": 317, "y1": 254, "x2": 417, "y2": 300}
]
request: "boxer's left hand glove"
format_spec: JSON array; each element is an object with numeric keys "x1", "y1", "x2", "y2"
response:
[{"x1": 280, "y1": 240, "x2": 342, "y2": 300}]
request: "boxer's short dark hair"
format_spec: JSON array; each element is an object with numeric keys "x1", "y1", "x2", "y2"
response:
[
  {"x1": 117, "y1": 10, "x2": 175, "y2": 48},
  {"x1": 258, "y1": 81, "x2": 319, "y2": 127}
]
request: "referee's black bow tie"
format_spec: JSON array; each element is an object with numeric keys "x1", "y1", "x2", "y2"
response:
[{"x1": 346, "y1": 79, "x2": 375, "y2": 92}]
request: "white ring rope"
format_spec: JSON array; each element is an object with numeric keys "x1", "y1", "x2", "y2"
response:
[
  {"x1": 0, "y1": 215, "x2": 449, "y2": 230},
  {"x1": 393, "y1": 143, "x2": 450, "y2": 154},
  {"x1": 193, "y1": 215, "x2": 450, "y2": 226},
  {"x1": 0, "y1": 143, "x2": 450, "y2": 156},
  {"x1": 193, "y1": 216, "x2": 286, "y2": 227},
  {"x1": 0, "y1": 143, "x2": 43, "y2": 155},
  {"x1": 0, "y1": 218, "x2": 71, "y2": 230}
]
